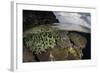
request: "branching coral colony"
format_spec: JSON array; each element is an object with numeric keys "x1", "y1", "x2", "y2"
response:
[{"x1": 23, "y1": 25, "x2": 87, "y2": 60}]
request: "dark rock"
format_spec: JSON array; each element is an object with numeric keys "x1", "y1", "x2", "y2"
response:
[
  {"x1": 35, "y1": 50, "x2": 50, "y2": 61},
  {"x1": 51, "y1": 48, "x2": 68, "y2": 60},
  {"x1": 68, "y1": 32, "x2": 87, "y2": 49},
  {"x1": 23, "y1": 10, "x2": 59, "y2": 31},
  {"x1": 23, "y1": 48, "x2": 36, "y2": 62},
  {"x1": 35, "y1": 48, "x2": 68, "y2": 61}
]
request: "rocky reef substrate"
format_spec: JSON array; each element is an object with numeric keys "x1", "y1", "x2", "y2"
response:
[{"x1": 23, "y1": 10, "x2": 91, "y2": 62}]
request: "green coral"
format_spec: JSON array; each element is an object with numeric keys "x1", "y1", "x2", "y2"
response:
[{"x1": 24, "y1": 25, "x2": 59, "y2": 54}]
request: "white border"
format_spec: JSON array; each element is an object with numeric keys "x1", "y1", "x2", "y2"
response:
[{"x1": 11, "y1": 1, "x2": 97, "y2": 72}]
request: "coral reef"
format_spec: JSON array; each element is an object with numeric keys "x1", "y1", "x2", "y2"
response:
[
  {"x1": 23, "y1": 25, "x2": 87, "y2": 62},
  {"x1": 23, "y1": 10, "x2": 90, "y2": 62}
]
